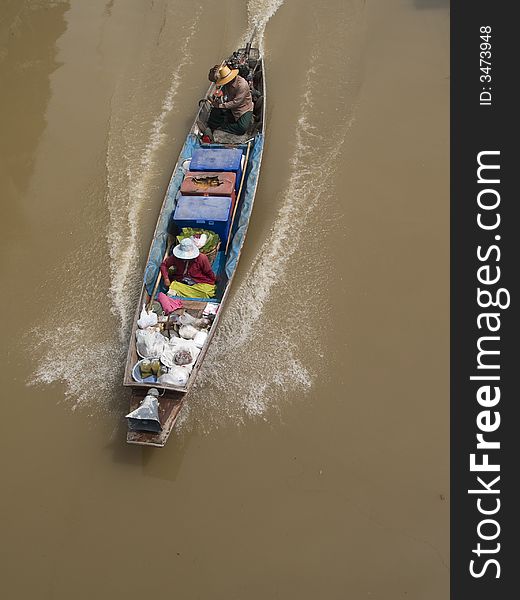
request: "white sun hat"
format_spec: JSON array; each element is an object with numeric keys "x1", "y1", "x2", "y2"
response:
[{"x1": 172, "y1": 237, "x2": 200, "y2": 260}]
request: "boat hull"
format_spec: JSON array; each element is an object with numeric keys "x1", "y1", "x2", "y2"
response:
[{"x1": 123, "y1": 48, "x2": 265, "y2": 446}]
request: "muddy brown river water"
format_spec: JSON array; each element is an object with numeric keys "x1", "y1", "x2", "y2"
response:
[{"x1": 0, "y1": 1, "x2": 449, "y2": 598}]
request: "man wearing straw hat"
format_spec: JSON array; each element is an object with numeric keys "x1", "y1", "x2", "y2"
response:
[{"x1": 206, "y1": 64, "x2": 254, "y2": 136}]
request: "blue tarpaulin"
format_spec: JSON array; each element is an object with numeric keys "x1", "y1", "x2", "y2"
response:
[
  {"x1": 224, "y1": 135, "x2": 263, "y2": 279},
  {"x1": 144, "y1": 134, "x2": 199, "y2": 295}
]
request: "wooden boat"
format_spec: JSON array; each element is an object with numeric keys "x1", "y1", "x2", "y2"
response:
[{"x1": 123, "y1": 43, "x2": 265, "y2": 446}]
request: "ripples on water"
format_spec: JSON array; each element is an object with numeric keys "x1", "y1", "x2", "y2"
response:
[
  {"x1": 29, "y1": 6, "x2": 203, "y2": 411},
  {"x1": 243, "y1": 0, "x2": 286, "y2": 53},
  {"x1": 187, "y1": 37, "x2": 358, "y2": 431},
  {"x1": 30, "y1": 0, "x2": 360, "y2": 430},
  {"x1": 107, "y1": 8, "x2": 202, "y2": 340}
]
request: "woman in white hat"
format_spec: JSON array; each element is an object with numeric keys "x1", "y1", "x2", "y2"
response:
[
  {"x1": 206, "y1": 64, "x2": 254, "y2": 136},
  {"x1": 159, "y1": 237, "x2": 216, "y2": 298}
]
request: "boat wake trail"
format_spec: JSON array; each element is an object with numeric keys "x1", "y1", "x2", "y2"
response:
[
  {"x1": 28, "y1": 1, "x2": 361, "y2": 422},
  {"x1": 244, "y1": 0, "x2": 285, "y2": 53},
  {"x1": 29, "y1": 323, "x2": 122, "y2": 415},
  {"x1": 182, "y1": 35, "x2": 358, "y2": 432},
  {"x1": 108, "y1": 9, "x2": 202, "y2": 342},
  {"x1": 28, "y1": 9, "x2": 201, "y2": 410}
]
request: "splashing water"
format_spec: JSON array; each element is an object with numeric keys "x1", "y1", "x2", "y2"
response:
[
  {"x1": 29, "y1": 324, "x2": 122, "y2": 413},
  {"x1": 107, "y1": 10, "x2": 202, "y2": 341},
  {"x1": 244, "y1": 0, "x2": 285, "y2": 52},
  {"x1": 184, "y1": 44, "x2": 356, "y2": 431},
  {"x1": 28, "y1": 10, "x2": 202, "y2": 409},
  {"x1": 29, "y1": 0, "x2": 358, "y2": 425}
]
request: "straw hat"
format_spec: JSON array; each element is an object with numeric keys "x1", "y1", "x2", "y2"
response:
[
  {"x1": 173, "y1": 238, "x2": 200, "y2": 260},
  {"x1": 216, "y1": 64, "x2": 239, "y2": 86}
]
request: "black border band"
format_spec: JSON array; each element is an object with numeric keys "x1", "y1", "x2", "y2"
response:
[{"x1": 451, "y1": 2, "x2": 517, "y2": 597}]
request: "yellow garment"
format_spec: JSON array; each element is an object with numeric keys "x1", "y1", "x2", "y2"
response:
[{"x1": 168, "y1": 281, "x2": 216, "y2": 298}]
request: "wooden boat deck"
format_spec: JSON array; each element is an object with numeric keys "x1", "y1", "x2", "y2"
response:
[{"x1": 126, "y1": 389, "x2": 185, "y2": 447}]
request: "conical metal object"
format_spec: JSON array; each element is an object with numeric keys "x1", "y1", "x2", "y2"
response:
[{"x1": 126, "y1": 389, "x2": 162, "y2": 433}]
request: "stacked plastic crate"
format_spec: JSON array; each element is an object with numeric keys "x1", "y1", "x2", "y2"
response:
[{"x1": 172, "y1": 147, "x2": 244, "y2": 247}]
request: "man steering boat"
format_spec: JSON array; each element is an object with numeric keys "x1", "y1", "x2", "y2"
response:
[{"x1": 206, "y1": 64, "x2": 254, "y2": 137}]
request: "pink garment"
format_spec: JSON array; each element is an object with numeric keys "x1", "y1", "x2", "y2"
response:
[{"x1": 157, "y1": 292, "x2": 183, "y2": 315}]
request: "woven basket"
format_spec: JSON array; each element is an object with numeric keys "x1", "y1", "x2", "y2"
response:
[{"x1": 204, "y1": 241, "x2": 221, "y2": 265}]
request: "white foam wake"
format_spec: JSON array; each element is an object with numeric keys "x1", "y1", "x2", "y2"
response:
[
  {"x1": 182, "y1": 46, "x2": 355, "y2": 432},
  {"x1": 107, "y1": 9, "x2": 202, "y2": 341},
  {"x1": 29, "y1": 324, "x2": 122, "y2": 414},
  {"x1": 28, "y1": 10, "x2": 202, "y2": 409},
  {"x1": 28, "y1": 1, "x2": 360, "y2": 424},
  {"x1": 244, "y1": 0, "x2": 285, "y2": 53}
]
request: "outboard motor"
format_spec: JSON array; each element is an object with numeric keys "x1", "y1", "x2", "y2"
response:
[{"x1": 126, "y1": 389, "x2": 162, "y2": 433}]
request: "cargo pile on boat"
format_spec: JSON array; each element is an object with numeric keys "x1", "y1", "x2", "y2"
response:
[
  {"x1": 132, "y1": 302, "x2": 219, "y2": 388},
  {"x1": 122, "y1": 41, "x2": 265, "y2": 444},
  {"x1": 129, "y1": 147, "x2": 247, "y2": 389},
  {"x1": 171, "y1": 146, "x2": 245, "y2": 252}
]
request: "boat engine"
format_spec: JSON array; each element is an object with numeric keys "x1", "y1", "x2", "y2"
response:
[{"x1": 126, "y1": 388, "x2": 162, "y2": 433}]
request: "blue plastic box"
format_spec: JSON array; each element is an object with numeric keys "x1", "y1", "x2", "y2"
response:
[
  {"x1": 189, "y1": 148, "x2": 243, "y2": 191},
  {"x1": 172, "y1": 195, "x2": 233, "y2": 245}
]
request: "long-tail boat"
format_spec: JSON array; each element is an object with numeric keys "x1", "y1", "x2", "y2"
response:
[{"x1": 123, "y1": 42, "x2": 265, "y2": 446}]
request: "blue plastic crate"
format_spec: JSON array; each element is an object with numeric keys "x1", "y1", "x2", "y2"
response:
[
  {"x1": 172, "y1": 195, "x2": 233, "y2": 245},
  {"x1": 189, "y1": 148, "x2": 243, "y2": 191}
]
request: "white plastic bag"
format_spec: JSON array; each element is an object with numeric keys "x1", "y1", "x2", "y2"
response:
[
  {"x1": 179, "y1": 324, "x2": 199, "y2": 340},
  {"x1": 160, "y1": 338, "x2": 200, "y2": 368},
  {"x1": 203, "y1": 303, "x2": 219, "y2": 317},
  {"x1": 136, "y1": 329, "x2": 165, "y2": 358},
  {"x1": 193, "y1": 330, "x2": 208, "y2": 349},
  {"x1": 191, "y1": 234, "x2": 208, "y2": 248},
  {"x1": 157, "y1": 367, "x2": 189, "y2": 387},
  {"x1": 137, "y1": 304, "x2": 158, "y2": 329},
  {"x1": 178, "y1": 312, "x2": 197, "y2": 326},
  {"x1": 178, "y1": 312, "x2": 210, "y2": 330}
]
